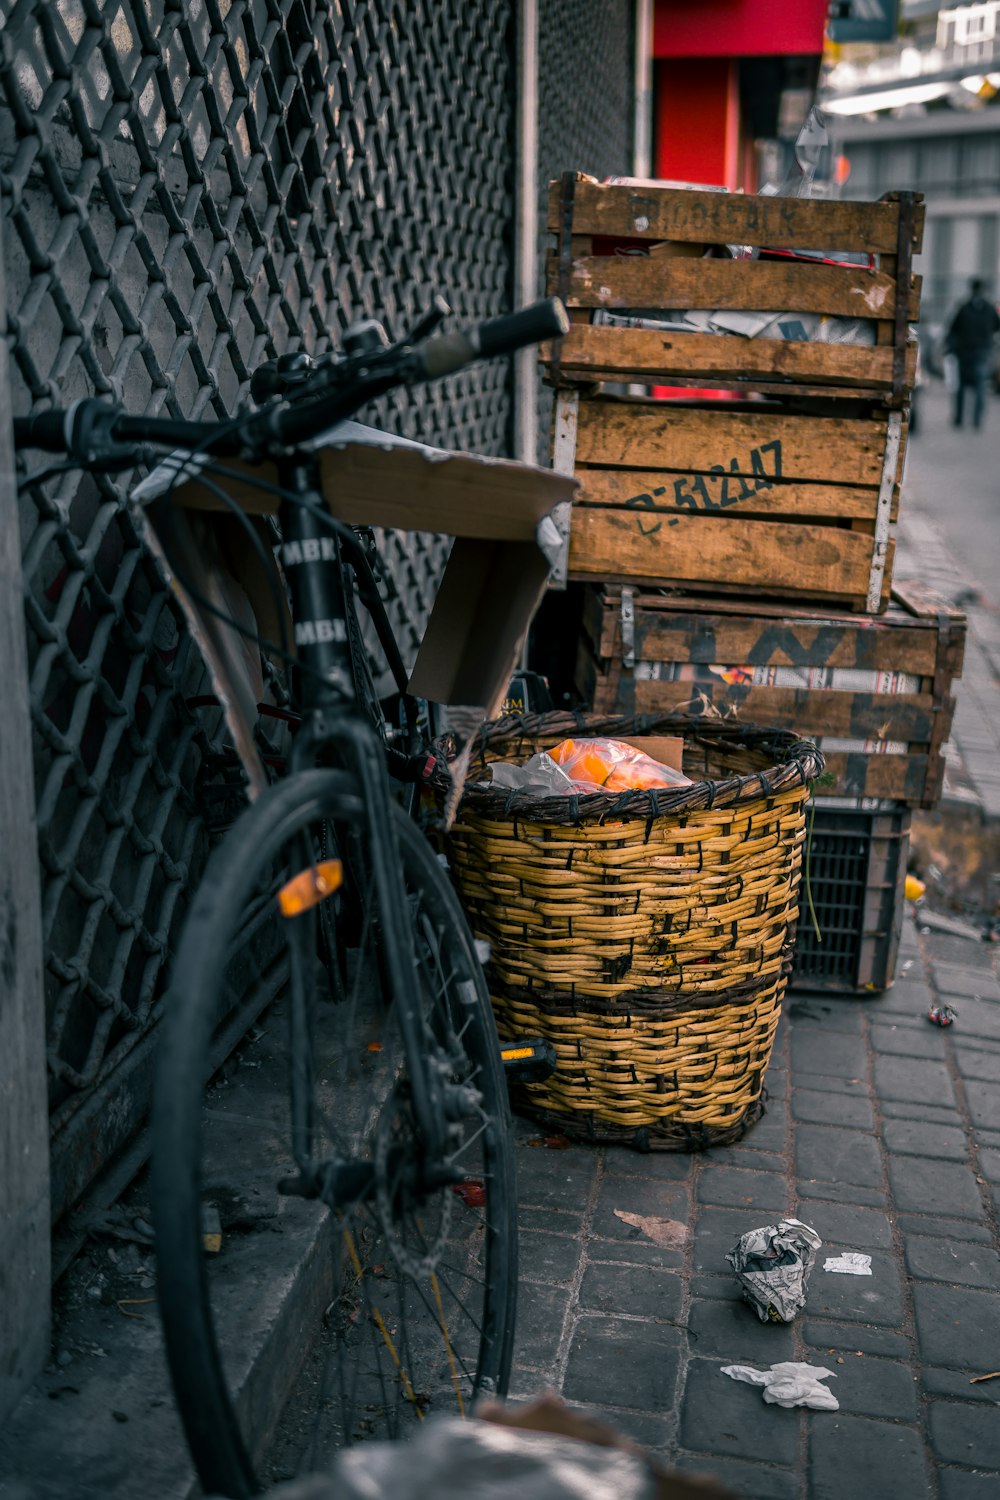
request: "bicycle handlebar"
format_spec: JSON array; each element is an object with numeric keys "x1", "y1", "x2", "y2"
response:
[{"x1": 12, "y1": 297, "x2": 570, "y2": 464}]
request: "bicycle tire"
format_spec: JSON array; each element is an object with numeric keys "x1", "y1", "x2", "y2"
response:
[{"x1": 152, "y1": 769, "x2": 516, "y2": 1497}]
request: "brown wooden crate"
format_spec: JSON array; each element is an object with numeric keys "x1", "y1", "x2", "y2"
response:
[
  {"x1": 547, "y1": 253, "x2": 922, "y2": 321},
  {"x1": 542, "y1": 323, "x2": 917, "y2": 393},
  {"x1": 583, "y1": 591, "x2": 953, "y2": 676},
  {"x1": 546, "y1": 180, "x2": 924, "y2": 257},
  {"x1": 629, "y1": 679, "x2": 941, "y2": 740},
  {"x1": 567, "y1": 508, "x2": 893, "y2": 607},
  {"x1": 573, "y1": 398, "x2": 889, "y2": 486},
  {"x1": 577, "y1": 471, "x2": 897, "y2": 524},
  {"x1": 576, "y1": 584, "x2": 965, "y2": 806}
]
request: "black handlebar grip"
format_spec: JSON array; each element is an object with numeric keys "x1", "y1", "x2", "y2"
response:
[
  {"x1": 476, "y1": 297, "x2": 570, "y2": 359},
  {"x1": 12, "y1": 408, "x2": 75, "y2": 452},
  {"x1": 417, "y1": 298, "x2": 569, "y2": 381}
]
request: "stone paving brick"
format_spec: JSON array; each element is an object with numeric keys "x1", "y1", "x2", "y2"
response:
[
  {"x1": 802, "y1": 1319, "x2": 910, "y2": 1358},
  {"x1": 515, "y1": 1143, "x2": 599, "y2": 1209},
  {"x1": 881, "y1": 1098, "x2": 967, "y2": 1127},
  {"x1": 798, "y1": 1178, "x2": 890, "y2": 1208},
  {"x1": 895, "y1": 1213, "x2": 995, "y2": 1245},
  {"x1": 801, "y1": 1249, "x2": 906, "y2": 1327},
  {"x1": 786, "y1": 997, "x2": 867, "y2": 1032},
  {"x1": 696, "y1": 1165, "x2": 790, "y2": 1211},
  {"x1": 873, "y1": 1054, "x2": 956, "y2": 1107},
  {"x1": 564, "y1": 1404, "x2": 671, "y2": 1453},
  {"x1": 741, "y1": 1119, "x2": 790, "y2": 1160},
  {"x1": 697, "y1": 1142, "x2": 786, "y2": 1172},
  {"x1": 601, "y1": 1148, "x2": 694, "y2": 1184},
  {"x1": 512, "y1": 1281, "x2": 570, "y2": 1369},
  {"x1": 586, "y1": 1234, "x2": 686, "y2": 1270},
  {"x1": 685, "y1": 1294, "x2": 796, "y2": 1363},
  {"x1": 888, "y1": 1156, "x2": 985, "y2": 1219},
  {"x1": 517, "y1": 1229, "x2": 582, "y2": 1286},
  {"x1": 929, "y1": 1402, "x2": 1000, "y2": 1470},
  {"x1": 791, "y1": 1087, "x2": 876, "y2": 1129},
  {"x1": 868, "y1": 1005, "x2": 928, "y2": 1029},
  {"x1": 904, "y1": 1234, "x2": 1000, "y2": 1288},
  {"x1": 790, "y1": 1070, "x2": 871, "y2": 1097},
  {"x1": 940, "y1": 1001, "x2": 1000, "y2": 1042},
  {"x1": 679, "y1": 1357, "x2": 800, "y2": 1466},
  {"x1": 796, "y1": 1201, "x2": 894, "y2": 1248},
  {"x1": 869, "y1": 1023, "x2": 950, "y2": 1059},
  {"x1": 938, "y1": 1471, "x2": 1000, "y2": 1500},
  {"x1": 791, "y1": 1027, "x2": 868, "y2": 1077},
  {"x1": 912, "y1": 1284, "x2": 1000, "y2": 1371},
  {"x1": 687, "y1": 1271, "x2": 744, "y2": 1302},
  {"x1": 508, "y1": 1366, "x2": 561, "y2": 1399},
  {"x1": 674, "y1": 1453, "x2": 799, "y2": 1500},
  {"x1": 808, "y1": 1414, "x2": 931, "y2": 1500},
  {"x1": 795, "y1": 1124, "x2": 884, "y2": 1189},
  {"x1": 692, "y1": 1207, "x2": 779, "y2": 1273},
  {"x1": 591, "y1": 1172, "x2": 689, "y2": 1243},
  {"x1": 954, "y1": 1046, "x2": 1000, "y2": 1084},
  {"x1": 978, "y1": 1147, "x2": 1000, "y2": 1183},
  {"x1": 932, "y1": 965, "x2": 1000, "y2": 999},
  {"x1": 881, "y1": 1117, "x2": 969, "y2": 1160},
  {"x1": 963, "y1": 1079, "x2": 1000, "y2": 1131},
  {"x1": 518, "y1": 1204, "x2": 582, "y2": 1234},
  {"x1": 578, "y1": 1260, "x2": 682, "y2": 1321},
  {"x1": 825, "y1": 1353, "x2": 920, "y2": 1421},
  {"x1": 865, "y1": 979, "x2": 935, "y2": 1015},
  {"x1": 923, "y1": 1366, "x2": 1000, "y2": 1403},
  {"x1": 761, "y1": 1061, "x2": 789, "y2": 1098},
  {"x1": 562, "y1": 1315, "x2": 680, "y2": 1411}
]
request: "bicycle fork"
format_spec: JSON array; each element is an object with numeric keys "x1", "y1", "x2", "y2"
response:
[{"x1": 277, "y1": 460, "x2": 449, "y2": 1183}]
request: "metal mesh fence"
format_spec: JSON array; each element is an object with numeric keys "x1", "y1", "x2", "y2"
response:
[
  {"x1": 0, "y1": 0, "x2": 516, "y2": 1228},
  {"x1": 535, "y1": 0, "x2": 635, "y2": 462},
  {"x1": 1, "y1": 0, "x2": 636, "y2": 1237}
]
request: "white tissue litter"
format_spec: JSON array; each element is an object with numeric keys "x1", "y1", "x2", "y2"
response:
[
  {"x1": 720, "y1": 1361, "x2": 840, "y2": 1411},
  {"x1": 823, "y1": 1252, "x2": 873, "y2": 1276}
]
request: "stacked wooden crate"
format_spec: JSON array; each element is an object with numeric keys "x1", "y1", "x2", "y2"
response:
[{"x1": 542, "y1": 176, "x2": 963, "y2": 992}]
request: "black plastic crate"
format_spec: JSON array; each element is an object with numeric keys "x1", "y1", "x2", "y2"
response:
[{"x1": 793, "y1": 805, "x2": 911, "y2": 994}]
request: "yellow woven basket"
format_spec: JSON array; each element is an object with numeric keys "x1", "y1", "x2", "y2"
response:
[{"x1": 447, "y1": 712, "x2": 824, "y2": 1149}]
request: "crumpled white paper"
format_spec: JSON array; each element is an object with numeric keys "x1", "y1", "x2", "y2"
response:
[
  {"x1": 824, "y1": 1252, "x2": 872, "y2": 1276},
  {"x1": 726, "y1": 1217, "x2": 823, "y2": 1323},
  {"x1": 720, "y1": 1360, "x2": 840, "y2": 1411}
]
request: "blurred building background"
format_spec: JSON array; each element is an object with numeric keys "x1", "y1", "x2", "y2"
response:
[{"x1": 822, "y1": 1, "x2": 1000, "y2": 339}]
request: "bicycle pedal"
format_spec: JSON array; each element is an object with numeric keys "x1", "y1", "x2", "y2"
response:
[{"x1": 499, "y1": 1037, "x2": 556, "y2": 1083}]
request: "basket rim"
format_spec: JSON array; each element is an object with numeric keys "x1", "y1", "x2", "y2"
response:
[{"x1": 453, "y1": 711, "x2": 825, "y2": 824}]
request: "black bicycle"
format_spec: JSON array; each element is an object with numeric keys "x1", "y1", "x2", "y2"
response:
[{"x1": 14, "y1": 295, "x2": 568, "y2": 1496}]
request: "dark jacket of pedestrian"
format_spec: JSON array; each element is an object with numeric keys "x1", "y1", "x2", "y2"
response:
[{"x1": 946, "y1": 283, "x2": 1000, "y2": 374}]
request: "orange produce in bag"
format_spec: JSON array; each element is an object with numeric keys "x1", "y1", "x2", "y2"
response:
[{"x1": 548, "y1": 738, "x2": 690, "y2": 791}]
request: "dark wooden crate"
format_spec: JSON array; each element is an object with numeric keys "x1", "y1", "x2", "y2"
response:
[{"x1": 576, "y1": 580, "x2": 966, "y2": 809}]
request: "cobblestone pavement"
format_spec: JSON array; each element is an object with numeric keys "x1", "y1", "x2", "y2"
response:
[{"x1": 507, "y1": 914, "x2": 1000, "y2": 1500}]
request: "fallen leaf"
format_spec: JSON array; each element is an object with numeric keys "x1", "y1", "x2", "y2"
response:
[
  {"x1": 526, "y1": 1135, "x2": 571, "y2": 1150},
  {"x1": 612, "y1": 1210, "x2": 688, "y2": 1247}
]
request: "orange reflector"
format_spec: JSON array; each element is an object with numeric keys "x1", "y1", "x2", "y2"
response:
[
  {"x1": 278, "y1": 859, "x2": 343, "y2": 917},
  {"x1": 500, "y1": 1045, "x2": 535, "y2": 1061},
  {"x1": 367, "y1": 1042, "x2": 383, "y2": 1053}
]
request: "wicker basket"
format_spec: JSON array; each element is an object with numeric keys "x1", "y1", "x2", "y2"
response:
[{"x1": 447, "y1": 712, "x2": 824, "y2": 1150}]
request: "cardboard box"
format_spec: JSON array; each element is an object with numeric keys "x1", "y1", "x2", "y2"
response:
[{"x1": 133, "y1": 426, "x2": 576, "y2": 796}]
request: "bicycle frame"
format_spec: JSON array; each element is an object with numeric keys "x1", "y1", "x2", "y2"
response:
[{"x1": 276, "y1": 453, "x2": 449, "y2": 1178}]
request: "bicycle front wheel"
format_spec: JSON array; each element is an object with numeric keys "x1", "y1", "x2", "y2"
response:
[{"x1": 151, "y1": 770, "x2": 516, "y2": 1497}]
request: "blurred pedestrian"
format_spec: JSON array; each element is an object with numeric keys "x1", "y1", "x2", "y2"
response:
[{"x1": 945, "y1": 278, "x2": 1000, "y2": 429}]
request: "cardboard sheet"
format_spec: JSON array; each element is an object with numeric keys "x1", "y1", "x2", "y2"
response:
[{"x1": 131, "y1": 425, "x2": 577, "y2": 795}]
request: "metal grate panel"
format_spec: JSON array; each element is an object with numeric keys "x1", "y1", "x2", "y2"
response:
[{"x1": 1, "y1": 0, "x2": 516, "y2": 1227}]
